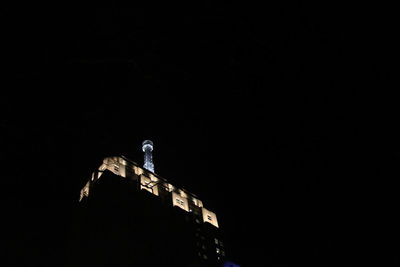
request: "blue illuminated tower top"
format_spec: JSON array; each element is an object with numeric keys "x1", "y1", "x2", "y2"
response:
[{"x1": 142, "y1": 140, "x2": 154, "y2": 173}]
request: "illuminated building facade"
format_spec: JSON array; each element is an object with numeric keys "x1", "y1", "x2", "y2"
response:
[{"x1": 69, "y1": 141, "x2": 226, "y2": 266}]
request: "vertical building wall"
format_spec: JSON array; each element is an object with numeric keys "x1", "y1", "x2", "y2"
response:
[
  {"x1": 172, "y1": 191, "x2": 189, "y2": 212},
  {"x1": 140, "y1": 174, "x2": 159, "y2": 196},
  {"x1": 201, "y1": 207, "x2": 219, "y2": 228}
]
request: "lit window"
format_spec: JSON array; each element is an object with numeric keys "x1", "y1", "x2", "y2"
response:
[
  {"x1": 202, "y1": 244, "x2": 206, "y2": 250},
  {"x1": 219, "y1": 241, "x2": 224, "y2": 247},
  {"x1": 176, "y1": 198, "x2": 185, "y2": 206},
  {"x1": 203, "y1": 254, "x2": 208, "y2": 260},
  {"x1": 216, "y1": 248, "x2": 220, "y2": 254},
  {"x1": 195, "y1": 218, "x2": 200, "y2": 224},
  {"x1": 221, "y1": 250, "x2": 225, "y2": 256},
  {"x1": 214, "y1": 238, "x2": 219, "y2": 245}
]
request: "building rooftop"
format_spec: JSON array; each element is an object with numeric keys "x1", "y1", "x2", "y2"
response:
[{"x1": 79, "y1": 155, "x2": 219, "y2": 228}]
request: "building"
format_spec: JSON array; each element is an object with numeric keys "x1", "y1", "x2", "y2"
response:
[
  {"x1": 67, "y1": 141, "x2": 226, "y2": 266},
  {"x1": 222, "y1": 261, "x2": 241, "y2": 267}
]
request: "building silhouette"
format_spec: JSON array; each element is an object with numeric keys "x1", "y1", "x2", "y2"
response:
[{"x1": 67, "y1": 141, "x2": 234, "y2": 266}]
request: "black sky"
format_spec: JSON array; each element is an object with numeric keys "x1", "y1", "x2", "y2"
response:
[{"x1": 1, "y1": 6, "x2": 395, "y2": 266}]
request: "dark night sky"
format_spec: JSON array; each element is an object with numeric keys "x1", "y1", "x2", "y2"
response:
[{"x1": 0, "y1": 6, "x2": 395, "y2": 266}]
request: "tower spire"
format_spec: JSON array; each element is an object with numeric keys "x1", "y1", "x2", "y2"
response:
[{"x1": 142, "y1": 140, "x2": 154, "y2": 173}]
